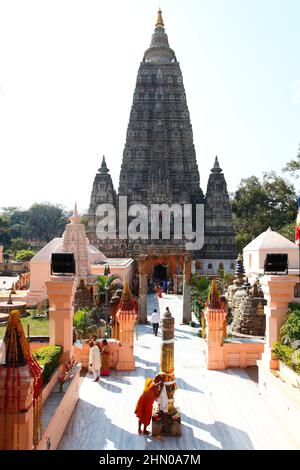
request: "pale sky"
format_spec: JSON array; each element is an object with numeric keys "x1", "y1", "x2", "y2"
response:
[{"x1": 1, "y1": 0, "x2": 300, "y2": 213}]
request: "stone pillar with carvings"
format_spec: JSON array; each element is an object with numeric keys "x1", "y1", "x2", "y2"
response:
[
  {"x1": 138, "y1": 255, "x2": 148, "y2": 324},
  {"x1": 45, "y1": 276, "x2": 77, "y2": 363},
  {"x1": 182, "y1": 255, "x2": 192, "y2": 324}
]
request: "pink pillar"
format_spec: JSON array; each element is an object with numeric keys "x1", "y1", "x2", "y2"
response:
[
  {"x1": 115, "y1": 317, "x2": 136, "y2": 371},
  {"x1": 204, "y1": 308, "x2": 227, "y2": 370},
  {"x1": 45, "y1": 276, "x2": 76, "y2": 363},
  {"x1": 261, "y1": 275, "x2": 299, "y2": 369}
]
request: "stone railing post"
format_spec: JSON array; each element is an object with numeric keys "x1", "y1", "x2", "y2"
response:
[
  {"x1": 138, "y1": 255, "x2": 148, "y2": 324},
  {"x1": 182, "y1": 255, "x2": 192, "y2": 324}
]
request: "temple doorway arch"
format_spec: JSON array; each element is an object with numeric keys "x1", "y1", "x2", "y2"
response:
[{"x1": 153, "y1": 264, "x2": 168, "y2": 281}]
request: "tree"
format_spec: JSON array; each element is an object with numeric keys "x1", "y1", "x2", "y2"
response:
[
  {"x1": 282, "y1": 144, "x2": 300, "y2": 178},
  {"x1": 0, "y1": 214, "x2": 11, "y2": 247},
  {"x1": 1, "y1": 207, "x2": 28, "y2": 239},
  {"x1": 25, "y1": 203, "x2": 68, "y2": 243},
  {"x1": 231, "y1": 172, "x2": 297, "y2": 249},
  {"x1": 191, "y1": 275, "x2": 210, "y2": 323},
  {"x1": 279, "y1": 222, "x2": 295, "y2": 242},
  {"x1": 95, "y1": 274, "x2": 122, "y2": 304},
  {"x1": 10, "y1": 237, "x2": 29, "y2": 252}
]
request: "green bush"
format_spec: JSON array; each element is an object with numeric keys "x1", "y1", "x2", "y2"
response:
[
  {"x1": 280, "y1": 303, "x2": 300, "y2": 345},
  {"x1": 33, "y1": 345, "x2": 62, "y2": 383},
  {"x1": 15, "y1": 249, "x2": 36, "y2": 261},
  {"x1": 272, "y1": 342, "x2": 300, "y2": 375}
]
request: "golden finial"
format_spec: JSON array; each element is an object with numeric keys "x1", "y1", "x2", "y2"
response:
[{"x1": 156, "y1": 8, "x2": 164, "y2": 28}]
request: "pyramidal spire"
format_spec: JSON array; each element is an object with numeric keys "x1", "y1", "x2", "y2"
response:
[
  {"x1": 98, "y1": 155, "x2": 109, "y2": 174},
  {"x1": 144, "y1": 9, "x2": 175, "y2": 63},
  {"x1": 211, "y1": 156, "x2": 222, "y2": 174},
  {"x1": 70, "y1": 202, "x2": 80, "y2": 224}
]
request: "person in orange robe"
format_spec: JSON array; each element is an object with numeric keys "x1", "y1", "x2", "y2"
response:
[
  {"x1": 135, "y1": 375, "x2": 163, "y2": 435},
  {"x1": 100, "y1": 339, "x2": 110, "y2": 376},
  {"x1": 157, "y1": 284, "x2": 162, "y2": 298}
]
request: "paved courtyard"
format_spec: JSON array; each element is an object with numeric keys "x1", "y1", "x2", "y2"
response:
[{"x1": 59, "y1": 294, "x2": 299, "y2": 450}]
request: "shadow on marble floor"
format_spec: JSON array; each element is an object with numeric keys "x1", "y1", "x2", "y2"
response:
[
  {"x1": 175, "y1": 377, "x2": 204, "y2": 394},
  {"x1": 180, "y1": 413, "x2": 255, "y2": 450},
  {"x1": 59, "y1": 399, "x2": 143, "y2": 450},
  {"x1": 214, "y1": 367, "x2": 259, "y2": 384}
]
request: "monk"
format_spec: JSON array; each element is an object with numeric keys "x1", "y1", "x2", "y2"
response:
[
  {"x1": 135, "y1": 375, "x2": 163, "y2": 435},
  {"x1": 100, "y1": 339, "x2": 110, "y2": 376},
  {"x1": 156, "y1": 284, "x2": 162, "y2": 298}
]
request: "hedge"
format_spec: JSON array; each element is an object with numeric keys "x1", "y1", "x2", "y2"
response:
[
  {"x1": 272, "y1": 342, "x2": 300, "y2": 375},
  {"x1": 33, "y1": 345, "x2": 62, "y2": 383}
]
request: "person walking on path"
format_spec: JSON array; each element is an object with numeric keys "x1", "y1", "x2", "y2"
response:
[
  {"x1": 151, "y1": 309, "x2": 160, "y2": 336},
  {"x1": 89, "y1": 340, "x2": 101, "y2": 382}
]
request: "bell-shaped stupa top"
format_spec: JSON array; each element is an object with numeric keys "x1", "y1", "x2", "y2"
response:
[
  {"x1": 235, "y1": 253, "x2": 245, "y2": 280},
  {"x1": 144, "y1": 9, "x2": 176, "y2": 63},
  {"x1": 211, "y1": 156, "x2": 222, "y2": 174},
  {"x1": 98, "y1": 155, "x2": 109, "y2": 175}
]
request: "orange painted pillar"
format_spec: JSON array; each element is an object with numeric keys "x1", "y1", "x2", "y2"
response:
[
  {"x1": 45, "y1": 276, "x2": 76, "y2": 363},
  {"x1": 204, "y1": 307, "x2": 227, "y2": 370},
  {"x1": 115, "y1": 316, "x2": 136, "y2": 371}
]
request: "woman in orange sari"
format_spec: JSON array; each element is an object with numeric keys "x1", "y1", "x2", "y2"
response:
[
  {"x1": 134, "y1": 375, "x2": 163, "y2": 435},
  {"x1": 100, "y1": 339, "x2": 110, "y2": 376}
]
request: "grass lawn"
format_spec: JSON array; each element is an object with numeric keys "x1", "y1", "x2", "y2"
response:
[{"x1": 0, "y1": 316, "x2": 50, "y2": 338}]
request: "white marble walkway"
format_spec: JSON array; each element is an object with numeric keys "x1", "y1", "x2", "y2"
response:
[{"x1": 58, "y1": 294, "x2": 299, "y2": 450}]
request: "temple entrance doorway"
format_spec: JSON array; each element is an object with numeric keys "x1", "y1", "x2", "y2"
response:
[{"x1": 153, "y1": 264, "x2": 168, "y2": 281}]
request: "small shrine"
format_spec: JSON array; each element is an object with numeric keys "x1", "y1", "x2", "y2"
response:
[
  {"x1": 230, "y1": 281, "x2": 266, "y2": 336},
  {"x1": 0, "y1": 310, "x2": 44, "y2": 450},
  {"x1": 226, "y1": 254, "x2": 266, "y2": 336}
]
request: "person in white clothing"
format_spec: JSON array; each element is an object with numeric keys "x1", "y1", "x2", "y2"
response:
[
  {"x1": 151, "y1": 309, "x2": 160, "y2": 336},
  {"x1": 89, "y1": 340, "x2": 101, "y2": 382}
]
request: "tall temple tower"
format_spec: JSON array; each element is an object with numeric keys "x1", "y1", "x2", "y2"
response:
[
  {"x1": 118, "y1": 9, "x2": 204, "y2": 207},
  {"x1": 87, "y1": 10, "x2": 237, "y2": 277}
]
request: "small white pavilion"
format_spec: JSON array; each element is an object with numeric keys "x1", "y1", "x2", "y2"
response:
[{"x1": 243, "y1": 227, "x2": 299, "y2": 281}]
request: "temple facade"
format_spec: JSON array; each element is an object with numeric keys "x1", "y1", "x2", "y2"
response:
[{"x1": 87, "y1": 10, "x2": 237, "y2": 280}]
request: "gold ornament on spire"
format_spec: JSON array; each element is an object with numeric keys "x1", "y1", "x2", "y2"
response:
[{"x1": 156, "y1": 8, "x2": 164, "y2": 28}]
